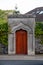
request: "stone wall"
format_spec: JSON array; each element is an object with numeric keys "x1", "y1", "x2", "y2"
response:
[{"x1": 35, "y1": 38, "x2": 43, "y2": 54}]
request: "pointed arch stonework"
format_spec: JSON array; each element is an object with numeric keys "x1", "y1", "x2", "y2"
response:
[{"x1": 8, "y1": 22, "x2": 35, "y2": 55}]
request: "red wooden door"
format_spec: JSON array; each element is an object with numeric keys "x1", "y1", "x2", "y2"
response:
[{"x1": 16, "y1": 29, "x2": 27, "y2": 54}]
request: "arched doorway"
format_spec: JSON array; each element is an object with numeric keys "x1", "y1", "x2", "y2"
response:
[{"x1": 16, "y1": 29, "x2": 27, "y2": 54}]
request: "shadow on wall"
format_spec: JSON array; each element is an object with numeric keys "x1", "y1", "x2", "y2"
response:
[{"x1": 0, "y1": 43, "x2": 8, "y2": 54}]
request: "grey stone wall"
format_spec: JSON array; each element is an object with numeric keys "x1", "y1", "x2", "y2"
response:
[
  {"x1": 8, "y1": 18, "x2": 35, "y2": 30},
  {"x1": 35, "y1": 38, "x2": 43, "y2": 54}
]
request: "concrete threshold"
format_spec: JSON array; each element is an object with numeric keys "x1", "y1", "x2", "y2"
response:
[{"x1": 0, "y1": 55, "x2": 43, "y2": 60}]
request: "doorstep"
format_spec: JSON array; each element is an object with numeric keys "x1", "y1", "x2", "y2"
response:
[{"x1": 0, "y1": 55, "x2": 43, "y2": 60}]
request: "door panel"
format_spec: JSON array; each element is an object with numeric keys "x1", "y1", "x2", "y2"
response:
[{"x1": 16, "y1": 29, "x2": 27, "y2": 54}]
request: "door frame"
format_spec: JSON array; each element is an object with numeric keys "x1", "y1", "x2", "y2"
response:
[
  {"x1": 13, "y1": 23, "x2": 30, "y2": 55},
  {"x1": 8, "y1": 22, "x2": 35, "y2": 55}
]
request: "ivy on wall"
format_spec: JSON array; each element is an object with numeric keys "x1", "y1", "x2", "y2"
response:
[
  {"x1": 0, "y1": 22, "x2": 8, "y2": 46},
  {"x1": 35, "y1": 22, "x2": 43, "y2": 44}
]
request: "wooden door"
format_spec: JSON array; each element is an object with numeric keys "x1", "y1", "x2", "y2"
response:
[{"x1": 16, "y1": 29, "x2": 27, "y2": 54}]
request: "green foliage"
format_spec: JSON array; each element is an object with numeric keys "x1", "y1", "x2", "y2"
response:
[
  {"x1": 35, "y1": 22, "x2": 43, "y2": 37},
  {"x1": 0, "y1": 9, "x2": 8, "y2": 46},
  {"x1": 0, "y1": 9, "x2": 20, "y2": 46},
  {"x1": 0, "y1": 34, "x2": 8, "y2": 46},
  {"x1": 0, "y1": 23, "x2": 8, "y2": 46},
  {"x1": 0, "y1": 23, "x2": 8, "y2": 33},
  {"x1": 14, "y1": 10, "x2": 20, "y2": 14},
  {"x1": 35, "y1": 22, "x2": 43, "y2": 44}
]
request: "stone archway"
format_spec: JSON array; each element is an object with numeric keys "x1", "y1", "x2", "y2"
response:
[
  {"x1": 8, "y1": 22, "x2": 35, "y2": 55},
  {"x1": 16, "y1": 29, "x2": 27, "y2": 54}
]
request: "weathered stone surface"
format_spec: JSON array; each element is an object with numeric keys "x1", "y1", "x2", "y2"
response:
[
  {"x1": 8, "y1": 14, "x2": 35, "y2": 18},
  {"x1": 0, "y1": 43, "x2": 8, "y2": 54},
  {"x1": 35, "y1": 39, "x2": 43, "y2": 54}
]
